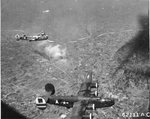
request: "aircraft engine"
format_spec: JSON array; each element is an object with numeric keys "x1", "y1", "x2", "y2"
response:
[
  {"x1": 45, "y1": 83, "x2": 55, "y2": 95},
  {"x1": 90, "y1": 90, "x2": 98, "y2": 97},
  {"x1": 82, "y1": 113, "x2": 92, "y2": 119},
  {"x1": 86, "y1": 104, "x2": 95, "y2": 110},
  {"x1": 90, "y1": 82, "x2": 98, "y2": 88}
]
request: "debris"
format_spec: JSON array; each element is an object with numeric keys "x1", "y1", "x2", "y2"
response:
[
  {"x1": 60, "y1": 113, "x2": 67, "y2": 119},
  {"x1": 42, "y1": 10, "x2": 50, "y2": 13}
]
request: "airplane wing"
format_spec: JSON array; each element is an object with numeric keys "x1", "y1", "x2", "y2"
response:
[
  {"x1": 70, "y1": 71, "x2": 96, "y2": 119},
  {"x1": 70, "y1": 101, "x2": 92, "y2": 119},
  {"x1": 78, "y1": 71, "x2": 98, "y2": 97},
  {"x1": 70, "y1": 101, "x2": 85, "y2": 119}
]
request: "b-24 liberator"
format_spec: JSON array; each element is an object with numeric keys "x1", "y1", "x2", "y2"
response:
[
  {"x1": 15, "y1": 32, "x2": 48, "y2": 42},
  {"x1": 36, "y1": 71, "x2": 115, "y2": 119}
]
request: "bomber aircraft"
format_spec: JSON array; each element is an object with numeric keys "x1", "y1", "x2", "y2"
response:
[
  {"x1": 15, "y1": 32, "x2": 48, "y2": 42},
  {"x1": 36, "y1": 71, "x2": 115, "y2": 119}
]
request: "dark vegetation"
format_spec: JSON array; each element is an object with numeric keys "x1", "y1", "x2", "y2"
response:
[
  {"x1": 113, "y1": 14, "x2": 149, "y2": 109},
  {"x1": 109, "y1": 15, "x2": 150, "y2": 118},
  {"x1": 113, "y1": 15, "x2": 149, "y2": 76},
  {"x1": 1, "y1": 101, "x2": 28, "y2": 119}
]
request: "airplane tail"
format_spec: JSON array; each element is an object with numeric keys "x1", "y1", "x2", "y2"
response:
[{"x1": 45, "y1": 83, "x2": 55, "y2": 95}]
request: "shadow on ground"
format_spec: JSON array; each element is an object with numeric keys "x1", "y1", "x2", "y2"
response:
[
  {"x1": 111, "y1": 14, "x2": 150, "y2": 115},
  {"x1": 113, "y1": 15, "x2": 149, "y2": 76}
]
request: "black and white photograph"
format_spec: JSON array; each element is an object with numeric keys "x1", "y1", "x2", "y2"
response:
[{"x1": 1, "y1": 0, "x2": 149, "y2": 119}]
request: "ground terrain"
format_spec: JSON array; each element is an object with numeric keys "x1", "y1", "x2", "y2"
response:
[{"x1": 1, "y1": 0, "x2": 149, "y2": 119}]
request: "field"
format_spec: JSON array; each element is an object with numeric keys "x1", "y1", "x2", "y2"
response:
[{"x1": 1, "y1": 0, "x2": 149, "y2": 119}]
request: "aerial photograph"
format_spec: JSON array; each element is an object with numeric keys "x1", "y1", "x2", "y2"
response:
[{"x1": 1, "y1": 0, "x2": 149, "y2": 119}]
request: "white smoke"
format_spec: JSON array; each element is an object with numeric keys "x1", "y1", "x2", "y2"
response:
[
  {"x1": 44, "y1": 44, "x2": 66, "y2": 59},
  {"x1": 33, "y1": 40, "x2": 67, "y2": 61}
]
